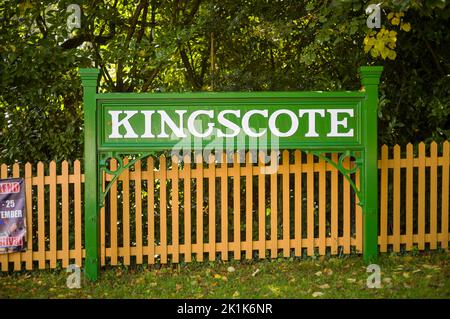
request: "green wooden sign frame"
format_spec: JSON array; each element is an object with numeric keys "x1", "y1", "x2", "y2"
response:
[{"x1": 80, "y1": 66, "x2": 383, "y2": 281}]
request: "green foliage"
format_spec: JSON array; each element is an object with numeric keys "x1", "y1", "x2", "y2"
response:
[{"x1": 1, "y1": 0, "x2": 449, "y2": 163}]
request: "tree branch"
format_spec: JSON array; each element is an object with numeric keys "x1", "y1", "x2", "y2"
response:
[
  {"x1": 142, "y1": 67, "x2": 161, "y2": 92},
  {"x1": 116, "y1": 0, "x2": 147, "y2": 91},
  {"x1": 36, "y1": 13, "x2": 48, "y2": 37},
  {"x1": 60, "y1": 32, "x2": 115, "y2": 50},
  {"x1": 136, "y1": 1, "x2": 149, "y2": 43},
  {"x1": 422, "y1": 36, "x2": 445, "y2": 77},
  {"x1": 182, "y1": 0, "x2": 202, "y2": 25},
  {"x1": 179, "y1": 46, "x2": 201, "y2": 90}
]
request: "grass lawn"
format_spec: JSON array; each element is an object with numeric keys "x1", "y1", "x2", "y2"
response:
[{"x1": 0, "y1": 251, "x2": 449, "y2": 299}]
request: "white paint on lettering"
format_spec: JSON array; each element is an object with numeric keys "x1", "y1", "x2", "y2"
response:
[
  {"x1": 158, "y1": 110, "x2": 187, "y2": 138},
  {"x1": 327, "y1": 109, "x2": 354, "y2": 137},
  {"x1": 242, "y1": 110, "x2": 268, "y2": 137},
  {"x1": 109, "y1": 110, "x2": 138, "y2": 138},
  {"x1": 140, "y1": 110, "x2": 155, "y2": 138},
  {"x1": 268, "y1": 109, "x2": 298, "y2": 137},
  {"x1": 298, "y1": 109, "x2": 325, "y2": 137},
  {"x1": 187, "y1": 110, "x2": 214, "y2": 138},
  {"x1": 217, "y1": 110, "x2": 241, "y2": 137},
  {"x1": 107, "y1": 108, "x2": 356, "y2": 140}
]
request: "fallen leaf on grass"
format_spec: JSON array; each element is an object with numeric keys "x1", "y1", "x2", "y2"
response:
[
  {"x1": 252, "y1": 269, "x2": 260, "y2": 277},
  {"x1": 227, "y1": 266, "x2": 235, "y2": 273},
  {"x1": 268, "y1": 285, "x2": 281, "y2": 296},
  {"x1": 312, "y1": 292, "x2": 324, "y2": 297},
  {"x1": 315, "y1": 271, "x2": 322, "y2": 277},
  {"x1": 324, "y1": 268, "x2": 333, "y2": 276},
  {"x1": 347, "y1": 278, "x2": 357, "y2": 283},
  {"x1": 319, "y1": 284, "x2": 330, "y2": 289},
  {"x1": 232, "y1": 291, "x2": 240, "y2": 298}
]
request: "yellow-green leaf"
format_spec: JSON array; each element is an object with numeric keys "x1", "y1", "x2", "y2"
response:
[
  {"x1": 370, "y1": 48, "x2": 379, "y2": 58},
  {"x1": 401, "y1": 22, "x2": 411, "y2": 32},
  {"x1": 374, "y1": 39, "x2": 385, "y2": 52},
  {"x1": 387, "y1": 50, "x2": 397, "y2": 60}
]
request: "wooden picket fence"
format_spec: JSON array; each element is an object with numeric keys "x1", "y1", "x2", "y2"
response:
[{"x1": 0, "y1": 141, "x2": 449, "y2": 271}]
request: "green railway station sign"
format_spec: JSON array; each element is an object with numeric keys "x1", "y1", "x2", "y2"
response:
[
  {"x1": 99, "y1": 94, "x2": 362, "y2": 150},
  {"x1": 80, "y1": 66, "x2": 383, "y2": 281}
]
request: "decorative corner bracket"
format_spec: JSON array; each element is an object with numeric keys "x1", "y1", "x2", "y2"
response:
[
  {"x1": 98, "y1": 152, "x2": 154, "y2": 207},
  {"x1": 306, "y1": 150, "x2": 365, "y2": 207}
]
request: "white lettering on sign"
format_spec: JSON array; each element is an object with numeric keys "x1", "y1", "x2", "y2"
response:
[
  {"x1": 242, "y1": 110, "x2": 268, "y2": 138},
  {"x1": 159, "y1": 110, "x2": 187, "y2": 138},
  {"x1": 187, "y1": 110, "x2": 215, "y2": 138},
  {"x1": 109, "y1": 111, "x2": 139, "y2": 138},
  {"x1": 0, "y1": 210, "x2": 23, "y2": 218},
  {"x1": 327, "y1": 109, "x2": 354, "y2": 137},
  {"x1": 107, "y1": 108, "x2": 355, "y2": 139},
  {"x1": 217, "y1": 110, "x2": 241, "y2": 137},
  {"x1": 269, "y1": 109, "x2": 299, "y2": 137},
  {"x1": 298, "y1": 109, "x2": 326, "y2": 137},
  {"x1": 140, "y1": 111, "x2": 155, "y2": 138}
]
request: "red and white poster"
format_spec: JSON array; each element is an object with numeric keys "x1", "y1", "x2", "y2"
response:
[{"x1": 0, "y1": 178, "x2": 27, "y2": 253}]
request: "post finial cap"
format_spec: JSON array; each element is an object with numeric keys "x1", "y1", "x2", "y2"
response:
[
  {"x1": 359, "y1": 66, "x2": 383, "y2": 86},
  {"x1": 79, "y1": 68, "x2": 100, "y2": 87}
]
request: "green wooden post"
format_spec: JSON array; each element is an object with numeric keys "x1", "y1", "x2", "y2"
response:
[
  {"x1": 359, "y1": 66, "x2": 383, "y2": 263},
  {"x1": 79, "y1": 68, "x2": 100, "y2": 281}
]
